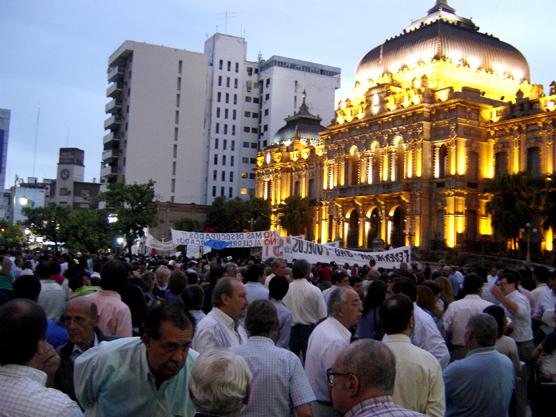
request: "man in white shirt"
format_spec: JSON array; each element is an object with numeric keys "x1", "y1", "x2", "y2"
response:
[
  {"x1": 381, "y1": 294, "x2": 445, "y2": 417},
  {"x1": 443, "y1": 273, "x2": 493, "y2": 359},
  {"x1": 264, "y1": 258, "x2": 289, "y2": 287},
  {"x1": 491, "y1": 270, "x2": 534, "y2": 362},
  {"x1": 532, "y1": 266, "x2": 555, "y2": 340},
  {"x1": 192, "y1": 277, "x2": 248, "y2": 351},
  {"x1": 283, "y1": 259, "x2": 327, "y2": 361},
  {"x1": 37, "y1": 259, "x2": 66, "y2": 321},
  {"x1": 305, "y1": 287, "x2": 362, "y2": 417}
]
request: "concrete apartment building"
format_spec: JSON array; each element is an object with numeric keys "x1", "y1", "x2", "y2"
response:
[
  {"x1": 0, "y1": 109, "x2": 10, "y2": 219},
  {"x1": 101, "y1": 33, "x2": 340, "y2": 205}
]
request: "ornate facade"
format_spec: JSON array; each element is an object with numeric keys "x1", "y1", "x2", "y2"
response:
[{"x1": 255, "y1": 1, "x2": 556, "y2": 251}]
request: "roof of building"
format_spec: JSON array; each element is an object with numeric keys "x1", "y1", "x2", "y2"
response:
[
  {"x1": 355, "y1": 0, "x2": 530, "y2": 85},
  {"x1": 273, "y1": 92, "x2": 327, "y2": 144}
]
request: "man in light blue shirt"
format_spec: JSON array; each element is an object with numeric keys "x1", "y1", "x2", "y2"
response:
[
  {"x1": 244, "y1": 263, "x2": 269, "y2": 303},
  {"x1": 443, "y1": 313, "x2": 514, "y2": 417},
  {"x1": 75, "y1": 303, "x2": 198, "y2": 417},
  {"x1": 232, "y1": 300, "x2": 315, "y2": 417}
]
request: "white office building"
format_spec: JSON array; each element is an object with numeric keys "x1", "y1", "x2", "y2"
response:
[{"x1": 101, "y1": 34, "x2": 340, "y2": 205}]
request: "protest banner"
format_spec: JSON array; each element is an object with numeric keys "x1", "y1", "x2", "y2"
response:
[
  {"x1": 145, "y1": 234, "x2": 177, "y2": 252},
  {"x1": 171, "y1": 229, "x2": 280, "y2": 249}
]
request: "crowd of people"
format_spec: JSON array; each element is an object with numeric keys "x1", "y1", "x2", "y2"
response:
[{"x1": 0, "y1": 248, "x2": 555, "y2": 416}]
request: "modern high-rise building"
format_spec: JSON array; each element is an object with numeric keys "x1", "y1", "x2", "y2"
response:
[
  {"x1": 0, "y1": 109, "x2": 10, "y2": 191},
  {"x1": 101, "y1": 34, "x2": 340, "y2": 205}
]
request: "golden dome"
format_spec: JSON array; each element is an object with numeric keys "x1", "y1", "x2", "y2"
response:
[{"x1": 355, "y1": 1, "x2": 530, "y2": 86}]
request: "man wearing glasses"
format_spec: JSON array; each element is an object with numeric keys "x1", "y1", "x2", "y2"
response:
[{"x1": 327, "y1": 339, "x2": 425, "y2": 417}]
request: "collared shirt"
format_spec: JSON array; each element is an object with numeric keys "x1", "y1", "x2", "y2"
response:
[
  {"x1": 322, "y1": 285, "x2": 338, "y2": 305},
  {"x1": 443, "y1": 294, "x2": 493, "y2": 346},
  {"x1": 232, "y1": 336, "x2": 315, "y2": 417},
  {"x1": 344, "y1": 395, "x2": 426, "y2": 417},
  {"x1": 71, "y1": 333, "x2": 99, "y2": 360},
  {"x1": 412, "y1": 304, "x2": 450, "y2": 369},
  {"x1": 189, "y1": 309, "x2": 206, "y2": 326},
  {"x1": 504, "y1": 290, "x2": 533, "y2": 342},
  {"x1": 244, "y1": 281, "x2": 269, "y2": 303},
  {"x1": 74, "y1": 337, "x2": 198, "y2": 417},
  {"x1": 382, "y1": 334, "x2": 445, "y2": 417},
  {"x1": 271, "y1": 298, "x2": 293, "y2": 349},
  {"x1": 305, "y1": 317, "x2": 351, "y2": 402},
  {"x1": 192, "y1": 307, "x2": 247, "y2": 351},
  {"x1": 87, "y1": 289, "x2": 132, "y2": 337},
  {"x1": 283, "y1": 279, "x2": 327, "y2": 326},
  {"x1": 0, "y1": 364, "x2": 83, "y2": 417},
  {"x1": 38, "y1": 279, "x2": 67, "y2": 321},
  {"x1": 532, "y1": 284, "x2": 556, "y2": 334},
  {"x1": 443, "y1": 346, "x2": 514, "y2": 417}
]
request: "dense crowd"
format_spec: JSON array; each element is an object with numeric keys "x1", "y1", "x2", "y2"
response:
[{"x1": 0, "y1": 248, "x2": 555, "y2": 416}]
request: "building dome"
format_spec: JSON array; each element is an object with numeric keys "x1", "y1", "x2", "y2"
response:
[
  {"x1": 355, "y1": 1, "x2": 530, "y2": 86},
  {"x1": 273, "y1": 92, "x2": 327, "y2": 145}
]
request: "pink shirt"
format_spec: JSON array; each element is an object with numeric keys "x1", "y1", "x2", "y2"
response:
[{"x1": 87, "y1": 290, "x2": 132, "y2": 337}]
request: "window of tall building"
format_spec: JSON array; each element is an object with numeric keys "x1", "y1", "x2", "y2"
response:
[
  {"x1": 250, "y1": 143, "x2": 257, "y2": 149},
  {"x1": 215, "y1": 138, "x2": 219, "y2": 149},
  {"x1": 244, "y1": 127, "x2": 250, "y2": 133},
  {"x1": 226, "y1": 77, "x2": 230, "y2": 88},
  {"x1": 225, "y1": 93, "x2": 229, "y2": 103},
  {"x1": 219, "y1": 60, "x2": 223, "y2": 70},
  {"x1": 245, "y1": 111, "x2": 251, "y2": 117},
  {"x1": 243, "y1": 141, "x2": 249, "y2": 148},
  {"x1": 253, "y1": 97, "x2": 259, "y2": 103},
  {"x1": 173, "y1": 144, "x2": 177, "y2": 158},
  {"x1": 227, "y1": 61, "x2": 231, "y2": 71},
  {"x1": 233, "y1": 94, "x2": 237, "y2": 105},
  {"x1": 235, "y1": 62, "x2": 239, "y2": 73},
  {"x1": 224, "y1": 124, "x2": 228, "y2": 134},
  {"x1": 213, "y1": 170, "x2": 217, "y2": 180},
  {"x1": 223, "y1": 139, "x2": 227, "y2": 150},
  {"x1": 177, "y1": 77, "x2": 181, "y2": 90},
  {"x1": 264, "y1": 124, "x2": 268, "y2": 132},
  {"x1": 214, "y1": 154, "x2": 218, "y2": 164},
  {"x1": 172, "y1": 161, "x2": 176, "y2": 175},
  {"x1": 263, "y1": 140, "x2": 268, "y2": 147},
  {"x1": 240, "y1": 187, "x2": 248, "y2": 195},
  {"x1": 232, "y1": 109, "x2": 236, "y2": 120},
  {"x1": 252, "y1": 112, "x2": 258, "y2": 118},
  {"x1": 221, "y1": 187, "x2": 225, "y2": 197},
  {"x1": 264, "y1": 109, "x2": 269, "y2": 116},
  {"x1": 250, "y1": 158, "x2": 256, "y2": 164},
  {"x1": 247, "y1": 67, "x2": 253, "y2": 76},
  {"x1": 224, "y1": 109, "x2": 229, "y2": 119},
  {"x1": 222, "y1": 155, "x2": 226, "y2": 165},
  {"x1": 265, "y1": 93, "x2": 270, "y2": 101},
  {"x1": 221, "y1": 171, "x2": 225, "y2": 181},
  {"x1": 217, "y1": 92, "x2": 221, "y2": 102},
  {"x1": 266, "y1": 78, "x2": 270, "y2": 88},
  {"x1": 213, "y1": 186, "x2": 216, "y2": 197},
  {"x1": 232, "y1": 125, "x2": 236, "y2": 135},
  {"x1": 216, "y1": 108, "x2": 221, "y2": 118},
  {"x1": 176, "y1": 94, "x2": 180, "y2": 107},
  {"x1": 175, "y1": 111, "x2": 179, "y2": 124},
  {"x1": 215, "y1": 123, "x2": 220, "y2": 133},
  {"x1": 249, "y1": 173, "x2": 255, "y2": 179},
  {"x1": 174, "y1": 127, "x2": 178, "y2": 141},
  {"x1": 251, "y1": 127, "x2": 258, "y2": 133},
  {"x1": 218, "y1": 76, "x2": 222, "y2": 86},
  {"x1": 231, "y1": 156, "x2": 234, "y2": 166},
  {"x1": 231, "y1": 140, "x2": 235, "y2": 150},
  {"x1": 234, "y1": 78, "x2": 238, "y2": 88},
  {"x1": 178, "y1": 60, "x2": 183, "y2": 74},
  {"x1": 230, "y1": 172, "x2": 234, "y2": 182},
  {"x1": 242, "y1": 157, "x2": 249, "y2": 163},
  {"x1": 229, "y1": 187, "x2": 233, "y2": 198},
  {"x1": 245, "y1": 96, "x2": 252, "y2": 102},
  {"x1": 171, "y1": 196, "x2": 175, "y2": 203},
  {"x1": 171, "y1": 179, "x2": 175, "y2": 193}
]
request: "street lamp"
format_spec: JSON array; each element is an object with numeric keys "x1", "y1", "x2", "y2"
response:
[
  {"x1": 18, "y1": 197, "x2": 29, "y2": 206},
  {"x1": 520, "y1": 222, "x2": 538, "y2": 263},
  {"x1": 107, "y1": 213, "x2": 118, "y2": 224}
]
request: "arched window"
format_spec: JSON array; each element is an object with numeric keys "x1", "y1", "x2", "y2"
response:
[
  {"x1": 347, "y1": 210, "x2": 359, "y2": 248},
  {"x1": 527, "y1": 147, "x2": 541, "y2": 178},
  {"x1": 495, "y1": 151, "x2": 508, "y2": 177}
]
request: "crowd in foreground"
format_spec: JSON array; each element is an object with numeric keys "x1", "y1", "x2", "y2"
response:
[{"x1": 0, "y1": 248, "x2": 555, "y2": 417}]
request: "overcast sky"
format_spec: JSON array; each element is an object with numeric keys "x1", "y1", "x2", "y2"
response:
[{"x1": 1, "y1": 0, "x2": 555, "y2": 187}]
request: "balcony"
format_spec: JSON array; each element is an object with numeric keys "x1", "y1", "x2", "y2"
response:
[
  {"x1": 102, "y1": 148, "x2": 120, "y2": 162},
  {"x1": 102, "y1": 132, "x2": 120, "y2": 146},
  {"x1": 324, "y1": 181, "x2": 411, "y2": 199},
  {"x1": 104, "y1": 115, "x2": 121, "y2": 130},
  {"x1": 105, "y1": 98, "x2": 122, "y2": 114},
  {"x1": 106, "y1": 82, "x2": 123, "y2": 98},
  {"x1": 107, "y1": 65, "x2": 124, "y2": 82},
  {"x1": 101, "y1": 164, "x2": 118, "y2": 178}
]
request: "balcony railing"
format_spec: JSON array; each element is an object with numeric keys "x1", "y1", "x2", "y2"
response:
[
  {"x1": 102, "y1": 132, "x2": 120, "y2": 145},
  {"x1": 103, "y1": 115, "x2": 121, "y2": 130},
  {"x1": 106, "y1": 82, "x2": 123, "y2": 98},
  {"x1": 105, "y1": 98, "x2": 122, "y2": 114},
  {"x1": 102, "y1": 148, "x2": 120, "y2": 162}
]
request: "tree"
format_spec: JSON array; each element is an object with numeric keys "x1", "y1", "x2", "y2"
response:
[
  {"x1": 484, "y1": 173, "x2": 535, "y2": 251},
  {"x1": 23, "y1": 204, "x2": 71, "y2": 252},
  {"x1": 0, "y1": 220, "x2": 25, "y2": 248},
  {"x1": 274, "y1": 196, "x2": 314, "y2": 237},
  {"x1": 62, "y1": 209, "x2": 113, "y2": 252},
  {"x1": 205, "y1": 197, "x2": 272, "y2": 232},
  {"x1": 100, "y1": 181, "x2": 158, "y2": 255},
  {"x1": 244, "y1": 197, "x2": 272, "y2": 231},
  {"x1": 174, "y1": 217, "x2": 202, "y2": 232},
  {"x1": 540, "y1": 173, "x2": 556, "y2": 232}
]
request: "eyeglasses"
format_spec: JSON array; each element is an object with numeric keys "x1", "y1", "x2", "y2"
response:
[{"x1": 326, "y1": 368, "x2": 353, "y2": 385}]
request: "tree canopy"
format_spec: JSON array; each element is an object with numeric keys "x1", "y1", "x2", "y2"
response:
[
  {"x1": 274, "y1": 195, "x2": 314, "y2": 237},
  {"x1": 205, "y1": 197, "x2": 271, "y2": 232}
]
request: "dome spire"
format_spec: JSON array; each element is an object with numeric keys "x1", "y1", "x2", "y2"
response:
[{"x1": 428, "y1": 0, "x2": 456, "y2": 15}]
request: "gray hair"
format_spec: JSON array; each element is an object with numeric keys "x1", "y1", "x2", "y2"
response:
[
  {"x1": 271, "y1": 258, "x2": 286, "y2": 270},
  {"x1": 327, "y1": 286, "x2": 350, "y2": 317},
  {"x1": 155, "y1": 265, "x2": 171, "y2": 279},
  {"x1": 466, "y1": 313, "x2": 498, "y2": 347},
  {"x1": 189, "y1": 349, "x2": 252, "y2": 417},
  {"x1": 223, "y1": 262, "x2": 238, "y2": 274},
  {"x1": 212, "y1": 277, "x2": 235, "y2": 308},
  {"x1": 292, "y1": 259, "x2": 311, "y2": 279},
  {"x1": 336, "y1": 339, "x2": 396, "y2": 395}
]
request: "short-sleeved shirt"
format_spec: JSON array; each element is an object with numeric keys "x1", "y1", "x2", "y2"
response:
[
  {"x1": 192, "y1": 307, "x2": 247, "y2": 351},
  {"x1": 232, "y1": 336, "x2": 315, "y2": 417},
  {"x1": 504, "y1": 290, "x2": 533, "y2": 342}
]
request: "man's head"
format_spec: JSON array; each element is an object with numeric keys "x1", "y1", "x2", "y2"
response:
[
  {"x1": 223, "y1": 262, "x2": 239, "y2": 278},
  {"x1": 271, "y1": 258, "x2": 288, "y2": 276},
  {"x1": 245, "y1": 300, "x2": 277, "y2": 338},
  {"x1": 462, "y1": 273, "x2": 484, "y2": 295},
  {"x1": 465, "y1": 313, "x2": 498, "y2": 350},
  {"x1": 328, "y1": 287, "x2": 363, "y2": 329},
  {"x1": 268, "y1": 275, "x2": 289, "y2": 301},
  {"x1": 181, "y1": 285, "x2": 205, "y2": 310},
  {"x1": 100, "y1": 260, "x2": 128, "y2": 292},
  {"x1": 244, "y1": 263, "x2": 265, "y2": 283},
  {"x1": 496, "y1": 271, "x2": 519, "y2": 296},
  {"x1": 189, "y1": 349, "x2": 252, "y2": 417},
  {"x1": 63, "y1": 297, "x2": 98, "y2": 351},
  {"x1": 533, "y1": 265, "x2": 549, "y2": 284},
  {"x1": 154, "y1": 265, "x2": 171, "y2": 288},
  {"x1": 292, "y1": 259, "x2": 311, "y2": 280},
  {"x1": 379, "y1": 294, "x2": 414, "y2": 335},
  {"x1": 142, "y1": 303, "x2": 194, "y2": 384},
  {"x1": 332, "y1": 270, "x2": 350, "y2": 287},
  {"x1": 389, "y1": 277, "x2": 417, "y2": 301},
  {"x1": 0, "y1": 299, "x2": 47, "y2": 365},
  {"x1": 329, "y1": 339, "x2": 396, "y2": 414},
  {"x1": 13, "y1": 275, "x2": 41, "y2": 301},
  {"x1": 35, "y1": 260, "x2": 57, "y2": 280},
  {"x1": 349, "y1": 276, "x2": 364, "y2": 299},
  {"x1": 212, "y1": 277, "x2": 248, "y2": 321}
]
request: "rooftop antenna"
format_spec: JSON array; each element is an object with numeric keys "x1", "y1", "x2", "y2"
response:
[
  {"x1": 32, "y1": 106, "x2": 40, "y2": 178},
  {"x1": 217, "y1": 11, "x2": 236, "y2": 34}
]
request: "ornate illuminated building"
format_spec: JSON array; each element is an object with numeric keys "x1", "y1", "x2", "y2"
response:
[{"x1": 255, "y1": 1, "x2": 556, "y2": 251}]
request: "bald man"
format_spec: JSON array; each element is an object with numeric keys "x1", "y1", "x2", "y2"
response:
[{"x1": 54, "y1": 297, "x2": 116, "y2": 401}]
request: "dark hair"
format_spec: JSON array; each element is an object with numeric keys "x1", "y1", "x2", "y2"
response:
[
  {"x1": 245, "y1": 300, "x2": 277, "y2": 337},
  {"x1": 168, "y1": 271, "x2": 188, "y2": 295},
  {"x1": 100, "y1": 260, "x2": 128, "y2": 291},
  {"x1": 533, "y1": 266, "x2": 550, "y2": 284},
  {"x1": 208, "y1": 266, "x2": 225, "y2": 285},
  {"x1": 462, "y1": 273, "x2": 484, "y2": 295},
  {"x1": 181, "y1": 285, "x2": 205, "y2": 310},
  {"x1": 292, "y1": 259, "x2": 311, "y2": 280},
  {"x1": 143, "y1": 303, "x2": 193, "y2": 340},
  {"x1": 498, "y1": 270, "x2": 520, "y2": 288},
  {"x1": 185, "y1": 271, "x2": 199, "y2": 286},
  {"x1": 391, "y1": 277, "x2": 417, "y2": 302},
  {"x1": 68, "y1": 275, "x2": 84, "y2": 292},
  {"x1": 483, "y1": 304, "x2": 506, "y2": 338},
  {"x1": 212, "y1": 277, "x2": 236, "y2": 308},
  {"x1": 349, "y1": 275, "x2": 363, "y2": 287},
  {"x1": 268, "y1": 275, "x2": 289, "y2": 300},
  {"x1": 0, "y1": 299, "x2": 47, "y2": 365},
  {"x1": 35, "y1": 260, "x2": 58, "y2": 280},
  {"x1": 332, "y1": 270, "x2": 349, "y2": 285},
  {"x1": 363, "y1": 280, "x2": 386, "y2": 314},
  {"x1": 244, "y1": 264, "x2": 265, "y2": 283},
  {"x1": 13, "y1": 275, "x2": 42, "y2": 301},
  {"x1": 380, "y1": 294, "x2": 414, "y2": 335}
]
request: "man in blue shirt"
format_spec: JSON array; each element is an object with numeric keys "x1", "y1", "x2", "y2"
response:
[
  {"x1": 243, "y1": 263, "x2": 269, "y2": 303},
  {"x1": 75, "y1": 303, "x2": 198, "y2": 417},
  {"x1": 443, "y1": 313, "x2": 514, "y2": 417}
]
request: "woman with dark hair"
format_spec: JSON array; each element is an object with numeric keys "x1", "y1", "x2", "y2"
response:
[
  {"x1": 357, "y1": 279, "x2": 386, "y2": 340},
  {"x1": 165, "y1": 270, "x2": 188, "y2": 305}
]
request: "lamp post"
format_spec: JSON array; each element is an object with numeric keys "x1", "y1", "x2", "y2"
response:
[{"x1": 520, "y1": 222, "x2": 537, "y2": 263}]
